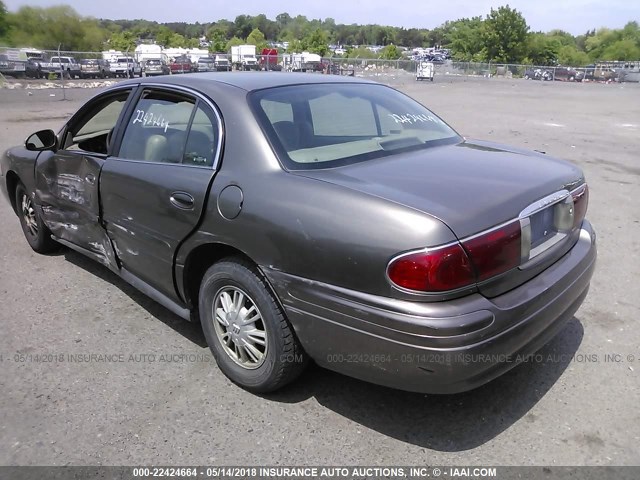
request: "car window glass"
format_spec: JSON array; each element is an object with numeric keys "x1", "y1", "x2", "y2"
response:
[
  {"x1": 260, "y1": 99, "x2": 293, "y2": 123},
  {"x1": 309, "y1": 93, "x2": 377, "y2": 137},
  {"x1": 251, "y1": 84, "x2": 461, "y2": 169},
  {"x1": 65, "y1": 91, "x2": 130, "y2": 155},
  {"x1": 118, "y1": 90, "x2": 196, "y2": 164},
  {"x1": 183, "y1": 103, "x2": 218, "y2": 167}
]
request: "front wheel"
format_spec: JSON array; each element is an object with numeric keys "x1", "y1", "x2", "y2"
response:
[
  {"x1": 199, "y1": 259, "x2": 307, "y2": 392},
  {"x1": 15, "y1": 183, "x2": 59, "y2": 253}
]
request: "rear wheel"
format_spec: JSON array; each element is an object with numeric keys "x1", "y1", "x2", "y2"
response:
[
  {"x1": 15, "y1": 183, "x2": 59, "y2": 253},
  {"x1": 199, "y1": 259, "x2": 307, "y2": 392}
]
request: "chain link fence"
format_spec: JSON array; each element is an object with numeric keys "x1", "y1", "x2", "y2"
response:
[{"x1": 3, "y1": 46, "x2": 640, "y2": 83}]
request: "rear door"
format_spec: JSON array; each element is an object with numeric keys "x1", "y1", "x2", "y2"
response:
[
  {"x1": 101, "y1": 86, "x2": 222, "y2": 301},
  {"x1": 35, "y1": 87, "x2": 135, "y2": 269}
]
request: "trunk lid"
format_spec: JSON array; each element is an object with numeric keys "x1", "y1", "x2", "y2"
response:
[
  {"x1": 295, "y1": 140, "x2": 584, "y2": 239},
  {"x1": 295, "y1": 140, "x2": 586, "y2": 298}
]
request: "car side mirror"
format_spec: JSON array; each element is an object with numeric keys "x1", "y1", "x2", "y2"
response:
[{"x1": 25, "y1": 129, "x2": 57, "y2": 152}]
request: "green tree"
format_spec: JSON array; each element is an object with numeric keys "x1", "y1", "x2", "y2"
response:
[
  {"x1": 286, "y1": 38, "x2": 304, "y2": 53},
  {"x1": 0, "y1": 0, "x2": 8, "y2": 41},
  {"x1": 6, "y1": 5, "x2": 108, "y2": 50},
  {"x1": 446, "y1": 17, "x2": 484, "y2": 61},
  {"x1": 303, "y1": 28, "x2": 329, "y2": 56},
  {"x1": 207, "y1": 28, "x2": 227, "y2": 53},
  {"x1": 481, "y1": 5, "x2": 529, "y2": 63},
  {"x1": 555, "y1": 44, "x2": 590, "y2": 66},
  {"x1": 226, "y1": 36, "x2": 244, "y2": 51},
  {"x1": 526, "y1": 33, "x2": 560, "y2": 65},
  {"x1": 108, "y1": 30, "x2": 136, "y2": 52},
  {"x1": 246, "y1": 27, "x2": 267, "y2": 50},
  {"x1": 380, "y1": 44, "x2": 401, "y2": 59},
  {"x1": 347, "y1": 46, "x2": 377, "y2": 58},
  {"x1": 602, "y1": 39, "x2": 640, "y2": 60}
]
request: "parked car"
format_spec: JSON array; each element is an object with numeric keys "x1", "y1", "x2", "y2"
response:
[
  {"x1": 0, "y1": 54, "x2": 30, "y2": 78},
  {"x1": 524, "y1": 68, "x2": 552, "y2": 81},
  {"x1": 0, "y1": 73, "x2": 596, "y2": 394},
  {"x1": 142, "y1": 58, "x2": 170, "y2": 77},
  {"x1": 196, "y1": 57, "x2": 216, "y2": 73},
  {"x1": 552, "y1": 66, "x2": 584, "y2": 82},
  {"x1": 79, "y1": 59, "x2": 111, "y2": 79},
  {"x1": 25, "y1": 57, "x2": 45, "y2": 79},
  {"x1": 582, "y1": 64, "x2": 618, "y2": 82},
  {"x1": 170, "y1": 55, "x2": 193, "y2": 74}
]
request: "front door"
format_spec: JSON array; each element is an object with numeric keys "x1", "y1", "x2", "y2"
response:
[
  {"x1": 35, "y1": 88, "x2": 134, "y2": 269},
  {"x1": 101, "y1": 87, "x2": 222, "y2": 301}
]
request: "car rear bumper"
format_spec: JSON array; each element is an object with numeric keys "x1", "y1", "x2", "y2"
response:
[{"x1": 263, "y1": 220, "x2": 596, "y2": 394}]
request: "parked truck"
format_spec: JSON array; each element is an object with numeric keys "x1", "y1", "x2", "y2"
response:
[
  {"x1": 231, "y1": 45, "x2": 258, "y2": 71},
  {"x1": 259, "y1": 48, "x2": 282, "y2": 71},
  {"x1": 110, "y1": 56, "x2": 142, "y2": 78},
  {"x1": 40, "y1": 56, "x2": 81, "y2": 79}
]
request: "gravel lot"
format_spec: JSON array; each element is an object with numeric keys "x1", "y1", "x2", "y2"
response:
[{"x1": 0, "y1": 76, "x2": 639, "y2": 466}]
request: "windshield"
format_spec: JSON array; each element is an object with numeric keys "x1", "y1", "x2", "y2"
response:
[
  {"x1": 117, "y1": 58, "x2": 132, "y2": 63},
  {"x1": 250, "y1": 83, "x2": 461, "y2": 170}
]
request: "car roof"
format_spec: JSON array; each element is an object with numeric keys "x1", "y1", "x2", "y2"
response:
[{"x1": 117, "y1": 72, "x2": 376, "y2": 93}]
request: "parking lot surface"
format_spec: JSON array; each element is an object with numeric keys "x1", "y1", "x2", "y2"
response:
[{"x1": 0, "y1": 76, "x2": 639, "y2": 466}]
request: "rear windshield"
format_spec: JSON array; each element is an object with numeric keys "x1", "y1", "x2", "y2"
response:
[
  {"x1": 250, "y1": 83, "x2": 461, "y2": 170},
  {"x1": 146, "y1": 60, "x2": 161, "y2": 65},
  {"x1": 117, "y1": 58, "x2": 133, "y2": 63}
]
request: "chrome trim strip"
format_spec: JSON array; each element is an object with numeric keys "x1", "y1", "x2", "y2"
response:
[{"x1": 519, "y1": 189, "x2": 570, "y2": 218}]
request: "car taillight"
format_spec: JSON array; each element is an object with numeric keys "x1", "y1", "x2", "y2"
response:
[
  {"x1": 387, "y1": 243, "x2": 475, "y2": 292},
  {"x1": 572, "y1": 184, "x2": 589, "y2": 229},
  {"x1": 462, "y1": 221, "x2": 522, "y2": 282}
]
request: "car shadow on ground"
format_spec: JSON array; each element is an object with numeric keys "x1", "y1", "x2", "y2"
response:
[
  {"x1": 64, "y1": 247, "x2": 583, "y2": 451},
  {"x1": 265, "y1": 317, "x2": 584, "y2": 452},
  {"x1": 64, "y1": 249, "x2": 208, "y2": 348}
]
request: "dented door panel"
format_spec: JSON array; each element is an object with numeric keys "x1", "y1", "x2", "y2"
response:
[{"x1": 35, "y1": 149, "x2": 118, "y2": 269}]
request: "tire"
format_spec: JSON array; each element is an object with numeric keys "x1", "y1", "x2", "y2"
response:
[
  {"x1": 15, "y1": 183, "x2": 59, "y2": 254},
  {"x1": 524, "y1": 74, "x2": 530, "y2": 80},
  {"x1": 199, "y1": 258, "x2": 307, "y2": 392}
]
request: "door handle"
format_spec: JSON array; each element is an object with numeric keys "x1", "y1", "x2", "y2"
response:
[
  {"x1": 169, "y1": 192, "x2": 195, "y2": 210},
  {"x1": 85, "y1": 173, "x2": 96, "y2": 185}
]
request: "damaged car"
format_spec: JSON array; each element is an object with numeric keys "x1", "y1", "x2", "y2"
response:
[{"x1": 1, "y1": 73, "x2": 596, "y2": 394}]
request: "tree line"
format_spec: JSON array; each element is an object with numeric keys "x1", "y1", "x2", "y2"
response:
[{"x1": 0, "y1": 2, "x2": 638, "y2": 65}]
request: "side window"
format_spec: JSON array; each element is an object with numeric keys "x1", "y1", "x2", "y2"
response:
[
  {"x1": 309, "y1": 93, "x2": 378, "y2": 137},
  {"x1": 119, "y1": 90, "x2": 195, "y2": 164},
  {"x1": 64, "y1": 90, "x2": 130, "y2": 154},
  {"x1": 183, "y1": 103, "x2": 219, "y2": 167},
  {"x1": 260, "y1": 99, "x2": 293, "y2": 124}
]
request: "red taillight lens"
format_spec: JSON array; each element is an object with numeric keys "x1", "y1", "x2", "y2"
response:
[
  {"x1": 462, "y1": 221, "x2": 522, "y2": 282},
  {"x1": 572, "y1": 184, "x2": 589, "y2": 229},
  {"x1": 387, "y1": 243, "x2": 475, "y2": 292}
]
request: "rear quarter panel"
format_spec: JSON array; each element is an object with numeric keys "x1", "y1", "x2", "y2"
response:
[{"x1": 175, "y1": 81, "x2": 458, "y2": 298}]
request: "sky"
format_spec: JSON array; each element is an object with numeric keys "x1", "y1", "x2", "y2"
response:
[{"x1": 4, "y1": 0, "x2": 639, "y2": 35}]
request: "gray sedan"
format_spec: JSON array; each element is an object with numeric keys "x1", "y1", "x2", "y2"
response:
[{"x1": 0, "y1": 73, "x2": 596, "y2": 394}]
